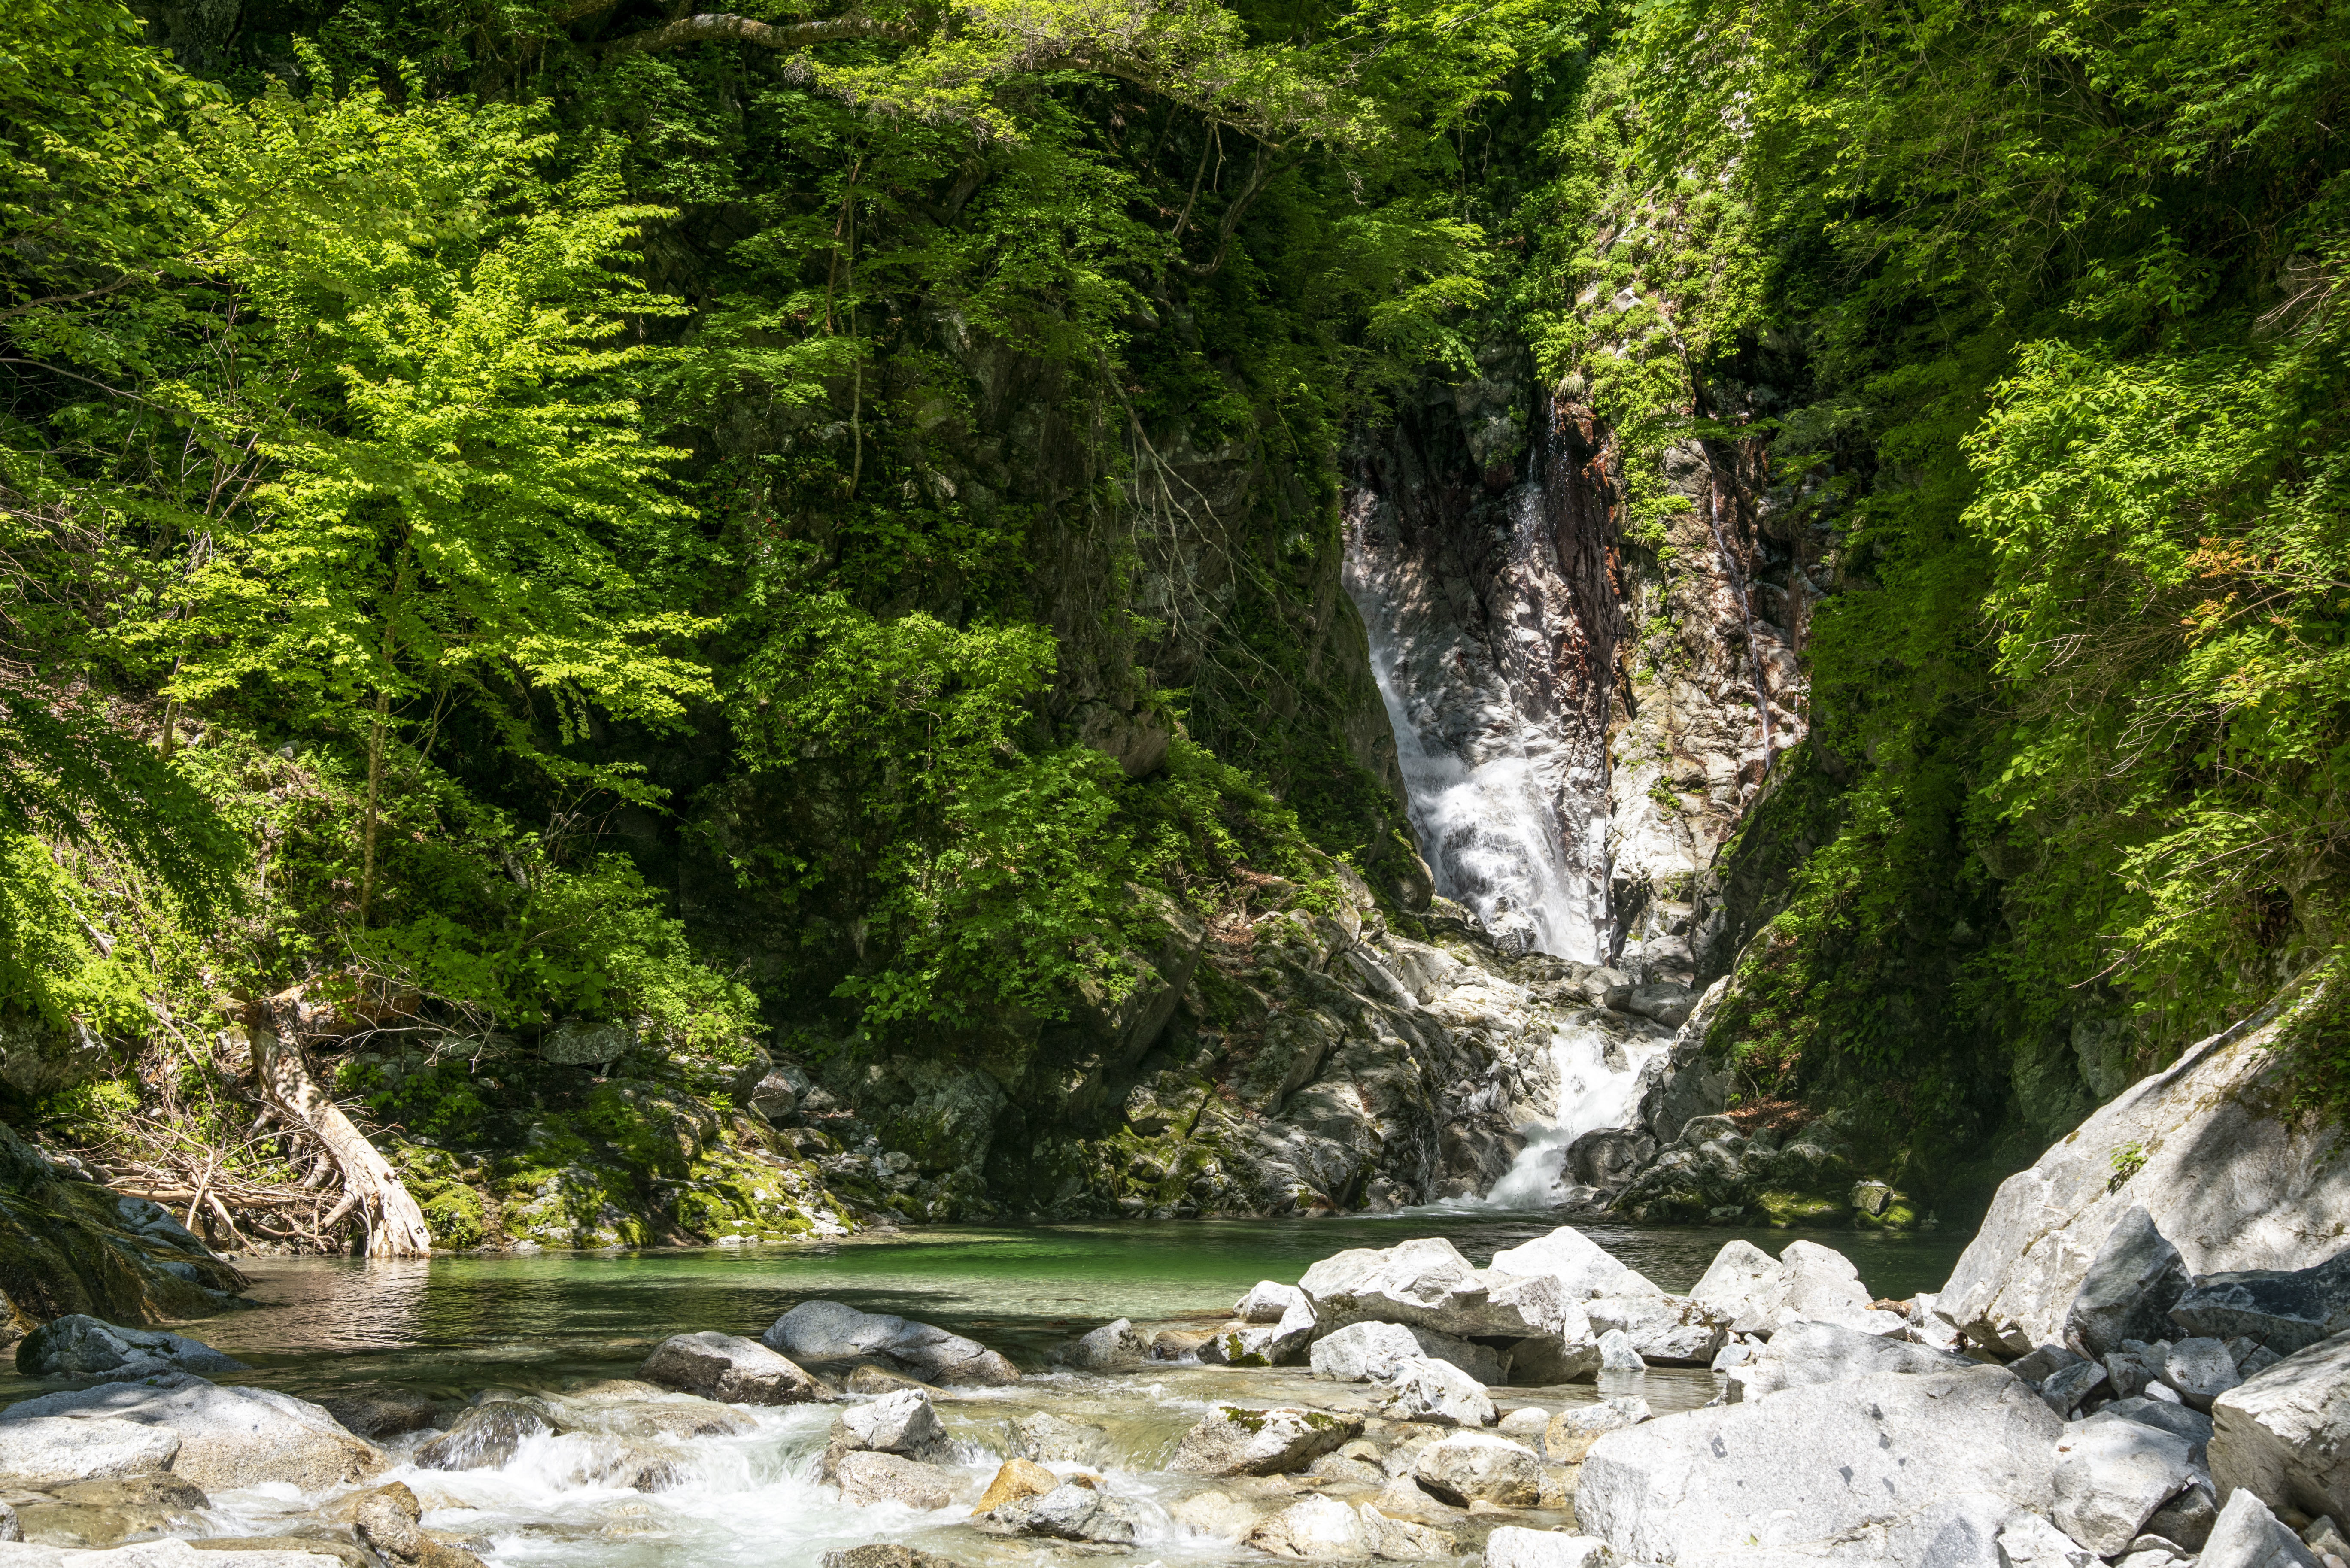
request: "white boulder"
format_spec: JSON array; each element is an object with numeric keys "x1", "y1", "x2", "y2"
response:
[
  {"x1": 1380, "y1": 1356, "x2": 1495, "y2": 1427},
  {"x1": 2210, "y1": 1327, "x2": 2350, "y2": 1525},
  {"x1": 1574, "y1": 1364, "x2": 2062, "y2": 1565},
  {"x1": 1245, "y1": 1494, "x2": 1368, "y2": 1558},
  {"x1": 1412, "y1": 1432, "x2": 1541, "y2": 1506},
  {"x1": 0, "y1": 1419, "x2": 177, "y2": 1489},
  {"x1": 1487, "y1": 1226, "x2": 1661, "y2": 1300},
  {"x1": 1482, "y1": 1526, "x2": 1611, "y2": 1568},
  {"x1": 1935, "y1": 990, "x2": 2350, "y2": 1356},
  {"x1": 1312, "y1": 1322, "x2": 1424, "y2": 1383},
  {"x1": 764, "y1": 1300, "x2": 1019, "y2": 1386},
  {"x1": 1724, "y1": 1319, "x2": 1971, "y2": 1403},
  {"x1": 2198, "y1": 1486, "x2": 2324, "y2": 1568},
  {"x1": 2051, "y1": 1412, "x2": 2203, "y2": 1556},
  {"x1": 0, "y1": 1377, "x2": 380, "y2": 1491}
]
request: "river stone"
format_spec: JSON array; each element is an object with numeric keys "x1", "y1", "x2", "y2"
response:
[
  {"x1": 1486, "y1": 1226, "x2": 1661, "y2": 1301},
  {"x1": 2043, "y1": 1358, "x2": 2110, "y2": 1416},
  {"x1": 1064, "y1": 1319, "x2": 1146, "y2": 1371},
  {"x1": 1690, "y1": 1239, "x2": 1791, "y2": 1336},
  {"x1": 835, "y1": 1390, "x2": 950, "y2": 1460},
  {"x1": 1357, "y1": 1502, "x2": 1454, "y2": 1560},
  {"x1": 2210, "y1": 1328, "x2": 2350, "y2": 1524},
  {"x1": 1199, "y1": 1296, "x2": 1316, "y2": 1365},
  {"x1": 1575, "y1": 1364, "x2": 2062, "y2": 1565},
  {"x1": 1725, "y1": 1318, "x2": 1971, "y2": 1403},
  {"x1": 0, "y1": 1539, "x2": 340, "y2": 1568},
  {"x1": 2162, "y1": 1338, "x2": 2244, "y2": 1410},
  {"x1": 2171, "y1": 1249, "x2": 2350, "y2": 1356},
  {"x1": 0, "y1": 1377, "x2": 381, "y2": 1491},
  {"x1": 820, "y1": 1548, "x2": 964, "y2": 1568},
  {"x1": 1480, "y1": 1526, "x2": 1608, "y2": 1568},
  {"x1": 1585, "y1": 1292, "x2": 1728, "y2": 1364},
  {"x1": 971, "y1": 1458, "x2": 1056, "y2": 1513},
  {"x1": 1778, "y1": 1240, "x2": 1904, "y2": 1335},
  {"x1": 764, "y1": 1301, "x2": 1019, "y2": 1386},
  {"x1": 2052, "y1": 1412, "x2": 2203, "y2": 1556},
  {"x1": 1503, "y1": 1332, "x2": 1600, "y2": 1386},
  {"x1": 540, "y1": 1019, "x2": 632, "y2": 1065},
  {"x1": 415, "y1": 1404, "x2": 550, "y2": 1471},
  {"x1": 1541, "y1": 1397, "x2": 1649, "y2": 1461},
  {"x1": 638, "y1": 1332, "x2": 819, "y2": 1404},
  {"x1": 1299, "y1": 1237, "x2": 1573, "y2": 1339},
  {"x1": 835, "y1": 1450, "x2": 955, "y2": 1509},
  {"x1": 2064, "y1": 1207, "x2": 2193, "y2": 1358},
  {"x1": 1246, "y1": 1494, "x2": 1367, "y2": 1558},
  {"x1": 317, "y1": 1392, "x2": 439, "y2": 1441},
  {"x1": 1008, "y1": 1411, "x2": 1113, "y2": 1467},
  {"x1": 1169, "y1": 1407, "x2": 1360, "y2": 1476},
  {"x1": 1936, "y1": 999, "x2": 2350, "y2": 1357},
  {"x1": 1237, "y1": 1281, "x2": 1313, "y2": 1324},
  {"x1": 13, "y1": 1319, "x2": 246, "y2": 1381},
  {"x1": 0, "y1": 1420, "x2": 177, "y2": 1489},
  {"x1": 986, "y1": 1483, "x2": 1139, "y2": 1543},
  {"x1": 1999, "y1": 1512, "x2": 2102, "y2": 1568},
  {"x1": 1412, "y1": 1432, "x2": 1539, "y2": 1506},
  {"x1": 1594, "y1": 1329, "x2": 1642, "y2": 1371},
  {"x1": 15, "y1": 1498, "x2": 202, "y2": 1551},
  {"x1": 1312, "y1": 1322, "x2": 1423, "y2": 1383},
  {"x1": 2198, "y1": 1486, "x2": 2324, "y2": 1568},
  {"x1": 1380, "y1": 1356, "x2": 1494, "y2": 1427}
]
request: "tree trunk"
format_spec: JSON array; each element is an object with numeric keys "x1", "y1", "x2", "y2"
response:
[{"x1": 246, "y1": 992, "x2": 434, "y2": 1257}]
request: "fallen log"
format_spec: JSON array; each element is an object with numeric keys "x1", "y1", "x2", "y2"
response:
[{"x1": 246, "y1": 990, "x2": 434, "y2": 1257}]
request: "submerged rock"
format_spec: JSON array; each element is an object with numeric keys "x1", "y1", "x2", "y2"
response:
[
  {"x1": 415, "y1": 1404, "x2": 550, "y2": 1472},
  {"x1": 1007, "y1": 1410, "x2": 1113, "y2": 1467},
  {"x1": 835, "y1": 1450, "x2": 956, "y2": 1509},
  {"x1": 638, "y1": 1331, "x2": 819, "y2": 1404},
  {"x1": 13, "y1": 1318, "x2": 246, "y2": 1381},
  {"x1": 763, "y1": 1300, "x2": 1019, "y2": 1386}
]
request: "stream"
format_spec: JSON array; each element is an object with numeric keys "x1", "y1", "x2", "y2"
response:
[{"x1": 0, "y1": 1219, "x2": 1970, "y2": 1568}]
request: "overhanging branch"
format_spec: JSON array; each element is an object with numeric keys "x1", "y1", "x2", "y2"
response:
[{"x1": 602, "y1": 12, "x2": 920, "y2": 57}]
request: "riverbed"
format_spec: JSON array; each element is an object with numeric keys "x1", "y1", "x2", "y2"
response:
[{"x1": 1, "y1": 1216, "x2": 1971, "y2": 1568}]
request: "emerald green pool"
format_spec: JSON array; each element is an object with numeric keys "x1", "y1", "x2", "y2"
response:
[{"x1": 82, "y1": 1215, "x2": 1966, "y2": 1406}]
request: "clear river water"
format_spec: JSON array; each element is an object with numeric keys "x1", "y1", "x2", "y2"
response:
[{"x1": 1, "y1": 1217, "x2": 1971, "y2": 1568}]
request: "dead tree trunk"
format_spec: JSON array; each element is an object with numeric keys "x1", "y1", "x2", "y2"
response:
[{"x1": 246, "y1": 991, "x2": 435, "y2": 1257}]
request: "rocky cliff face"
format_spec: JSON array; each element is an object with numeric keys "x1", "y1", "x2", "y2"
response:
[{"x1": 1342, "y1": 352, "x2": 1811, "y2": 988}]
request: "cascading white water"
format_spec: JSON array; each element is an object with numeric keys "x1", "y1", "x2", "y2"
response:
[
  {"x1": 1344, "y1": 456, "x2": 1664, "y2": 1213},
  {"x1": 1342, "y1": 483, "x2": 1605, "y2": 964}
]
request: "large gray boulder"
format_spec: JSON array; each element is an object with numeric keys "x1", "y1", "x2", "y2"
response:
[
  {"x1": 2051, "y1": 1412, "x2": 2202, "y2": 1556},
  {"x1": 2198, "y1": 1486, "x2": 2323, "y2": 1568},
  {"x1": 0, "y1": 1420, "x2": 177, "y2": 1489},
  {"x1": 1169, "y1": 1407, "x2": 1361, "y2": 1476},
  {"x1": 1575, "y1": 1364, "x2": 2062, "y2": 1565},
  {"x1": 1583, "y1": 1292, "x2": 1729, "y2": 1364},
  {"x1": 763, "y1": 1300, "x2": 1019, "y2": 1386},
  {"x1": 2210, "y1": 1328, "x2": 2350, "y2": 1525},
  {"x1": 1725, "y1": 1319, "x2": 1971, "y2": 1403},
  {"x1": 2170, "y1": 1248, "x2": 2350, "y2": 1355},
  {"x1": 1379, "y1": 1356, "x2": 1494, "y2": 1427},
  {"x1": 1485, "y1": 1226, "x2": 1661, "y2": 1301},
  {"x1": 2063, "y1": 1207, "x2": 2191, "y2": 1357},
  {"x1": 1298, "y1": 1237, "x2": 1576, "y2": 1339},
  {"x1": 1936, "y1": 986, "x2": 2350, "y2": 1356},
  {"x1": 1310, "y1": 1322, "x2": 1419, "y2": 1383},
  {"x1": 0, "y1": 1376, "x2": 381, "y2": 1491},
  {"x1": 1688, "y1": 1240, "x2": 1790, "y2": 1335},
  {"x1": 637, "y1": 1332, "x2": 819, "y2": 1404},
  {"x1": 1412, "y1": 1432, "x2": 1540, "y2": 1506},
  {"x1": 13, "y1": 1319, "x2": 247, "y2": 1381}
]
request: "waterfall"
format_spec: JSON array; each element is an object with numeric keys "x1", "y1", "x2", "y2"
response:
[{"x1": 1342, "y1": 481, "x2": 1606, "y2": 964}]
